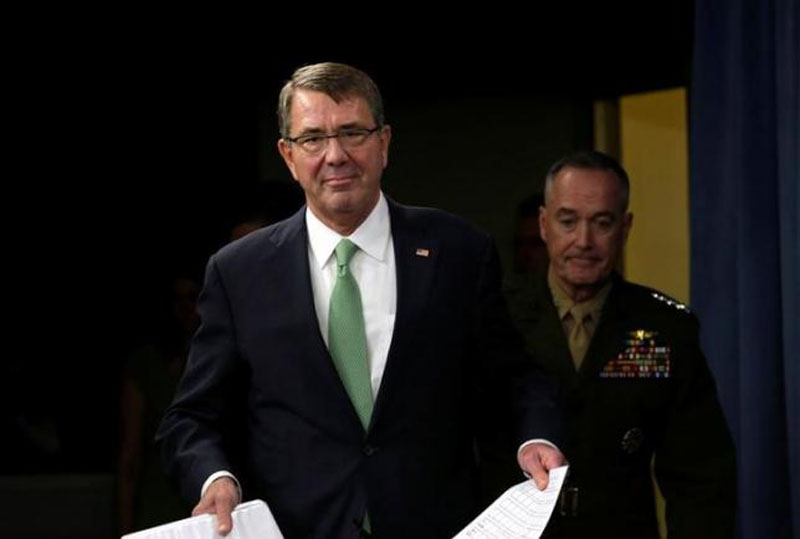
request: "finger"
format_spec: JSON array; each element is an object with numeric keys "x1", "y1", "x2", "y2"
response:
[
  {"x1": 190, "y1": 480, "x2": 238, "y2": 535},
  {"x1": 192, "y1": 496, "x2": 213, "y2": 517},
  {"x1": 215, "y1": 492, "x2": 236, "y2": 536},
  {"x1": 551, "y1": 449, "x2": 567, "y2": 467},
  {"x1": 539, "y1": 446, "x2": 567, "y2": 470}
]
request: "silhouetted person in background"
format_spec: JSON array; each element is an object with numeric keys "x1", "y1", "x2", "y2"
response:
[
  {"x1": 513, "y1": 194, "x2": 549, "y2": 276},
  {"x1": 504, "y1": 193, "x2": 551, "y2": 345},
  {"x1": 118, "y1": 275, "x2": 199, "y2": 534},
  {"x1": 228, "y1": 180, "x2": 304, "y2": 242}
]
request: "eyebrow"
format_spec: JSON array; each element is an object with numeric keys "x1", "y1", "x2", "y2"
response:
[
  {"x1": 295, "y1": 127, "x2": 326, "y2": 136},
  {"x1": 294, "y1": 122, "x2": 368, "y2": 136},
  {"x1": 553, "y1": 208, "x2": 618, "y2": 220},
  {"x1": 554, "y1": 208, "x2": 578, "y2": 217},
  {"x1": 590, "y1": 211, "x2": 618, "y2": 220}
]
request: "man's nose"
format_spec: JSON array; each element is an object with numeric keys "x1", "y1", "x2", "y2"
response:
[
  {"x1": 324, "y1": 136, "x2": 350, "y2": 165},
  {"x1": 575, "y1": 221, "x2": 594, "y2": 248}
]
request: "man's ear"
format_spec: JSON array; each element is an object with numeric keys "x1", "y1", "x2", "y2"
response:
[
  {"x1": 622, "y1": 212, "x2": 633, "y2": 242},
  {"x1": 539, "y1": 206, "x2": 549, "y2": 243},
  {"x1": 278, "y1": 138, "x2": 298, "y2": 180},
  {"x1": 379, "y1": 125, "x2": 391, "y2": 169}
]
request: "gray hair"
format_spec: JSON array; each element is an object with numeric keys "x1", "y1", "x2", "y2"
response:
[
  {"x1": 277, "y1": 62, "x2": 384, "y2": 138},
  {"x1": 544, "y1": 150, "x2": 630, "y2": 210}
]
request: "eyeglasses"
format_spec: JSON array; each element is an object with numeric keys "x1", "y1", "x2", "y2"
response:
[{"x1": 284, "y1": 126, "x2": 382, "y2": 155}]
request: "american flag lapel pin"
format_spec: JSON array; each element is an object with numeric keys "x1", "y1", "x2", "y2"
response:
[{"x1": 415, "y1": 248, "x2": 430, "y2": 257}]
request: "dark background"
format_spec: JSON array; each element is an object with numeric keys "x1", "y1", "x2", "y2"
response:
[
  {"x1": 7, "y1": 3, "x2": 798, "y2": 538},
  {"x1": 5, "y1": 3, "x2": 694, "y2": 532}
]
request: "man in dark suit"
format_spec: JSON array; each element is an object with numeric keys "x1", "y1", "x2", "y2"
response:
[
  {"x1": 157, "y1": 62, "x2": 565, "y2": 538},
  {"x1": 506, "y1": 151, "x2": 736, "y2": 538}
]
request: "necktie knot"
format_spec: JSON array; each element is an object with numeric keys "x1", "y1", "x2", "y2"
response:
[
  {"x1": 569, "y1": 303, "x2": 592, "y2": 325},
  {"x1": 335, "y1": 239, "x2": 358, "y2": 271}
]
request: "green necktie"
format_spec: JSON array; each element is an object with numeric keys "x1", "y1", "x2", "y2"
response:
[{"x1": 328, "y1": 239, "x2": 373, "y2": 430}]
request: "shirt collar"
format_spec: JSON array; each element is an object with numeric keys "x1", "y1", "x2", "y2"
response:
[
  {"x1": 305, "y1": 193, "x2": 392, "y2": 269},
  {"x1": 547, "y1": 267, "x2": 613, "y2": 321}
]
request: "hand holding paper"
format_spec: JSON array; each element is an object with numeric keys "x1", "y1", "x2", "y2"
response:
[
  {"x1": 517, "y1": 442, "x2": 567, "y2": 490},
  {"x1": 121, "y1": 500, "x2": 283, "y2": 539},
  {"x1": 454, "y1": 465, "x2": 569, "y2": 538}
]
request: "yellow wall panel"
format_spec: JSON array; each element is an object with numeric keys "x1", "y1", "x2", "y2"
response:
[{"x1": 619, "y1": 88, "x2": 690, "y2": 304}]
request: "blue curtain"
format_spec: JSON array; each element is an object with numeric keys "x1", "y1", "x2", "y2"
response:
[{"x1": 690, "y1": 1, "x2": 798, "y2": 538}]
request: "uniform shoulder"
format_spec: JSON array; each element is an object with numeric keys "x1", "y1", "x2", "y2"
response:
[{"x1": 618, "y1": 279, "x2": 694, "y2": 317}]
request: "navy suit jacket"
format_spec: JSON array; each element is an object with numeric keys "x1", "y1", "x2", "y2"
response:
[{"x1": 157, "y1": 199, "x2": 562, "y2": 538}]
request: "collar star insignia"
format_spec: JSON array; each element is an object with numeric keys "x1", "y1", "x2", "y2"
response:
[{"x1": 650, "y1": 292, "x2": 690, "y2": 312}]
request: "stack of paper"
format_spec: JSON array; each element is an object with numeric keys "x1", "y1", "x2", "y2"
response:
[{"x1": 122, "y1": 500, "x2": 283, "y2": 539}]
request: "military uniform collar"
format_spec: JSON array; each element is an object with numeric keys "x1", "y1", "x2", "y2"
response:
[{"x1": 547, "y1": 268, "x2": 613, "y2": 323}]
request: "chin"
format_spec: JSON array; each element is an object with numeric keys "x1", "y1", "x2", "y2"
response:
[
  {"x1": 563, "y1": 271, "x2": 603, "y2": 287},
  {"x1": 325, "y1": 193, "x2": 359, "y2": 210}
]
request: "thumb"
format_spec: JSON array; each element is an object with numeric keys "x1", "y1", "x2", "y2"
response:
[
  {"x1": 215, "y1": 495, "x2": 236, "y2": 536},
  {"x1": 519, "y1": 446, "x2": 550, "y2": 491},
  {"x1": 527, "y1": 455, "x2": 549, "y2": 490}
]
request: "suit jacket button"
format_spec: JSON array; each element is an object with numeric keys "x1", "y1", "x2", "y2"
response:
[{"x1": 362, "y1": 444, "x2": 377, "y2": 457}]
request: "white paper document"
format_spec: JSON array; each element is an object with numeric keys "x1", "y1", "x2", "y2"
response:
[
  {"x1": 454, "y1": 465, "x2": 569, "y2": 538},
  {"x1": 121, "y1": 499, "x2": 284, "y2": 539}
]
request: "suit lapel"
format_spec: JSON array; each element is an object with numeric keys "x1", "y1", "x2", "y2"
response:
[{"x1": 370, "y1": 200, "x2": 439, "y2": 428}]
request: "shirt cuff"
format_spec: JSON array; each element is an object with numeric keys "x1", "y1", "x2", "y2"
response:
[
  {"x1": 201, "y1": 471, "x2": 243, "y2": 503},
  {"x1": 517, "y1": 439, "x2": 559, "y2": 479}
]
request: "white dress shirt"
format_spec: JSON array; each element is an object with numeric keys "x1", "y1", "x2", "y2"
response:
[{"x1": 305, "y1": 192, "x2": 396, "y2": 397}]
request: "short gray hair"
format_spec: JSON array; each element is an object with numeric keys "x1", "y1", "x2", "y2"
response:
[
  {"x1": 277, "y1": 62, "x2": 385, "y2": 138},
  {"x1": 544, "y1": 150, "x2": 630, "y2": 210}
]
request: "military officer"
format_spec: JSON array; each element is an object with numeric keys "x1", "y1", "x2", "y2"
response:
[{"x1": 506, "y1": 150, "x2": 736, "y2": 538}]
